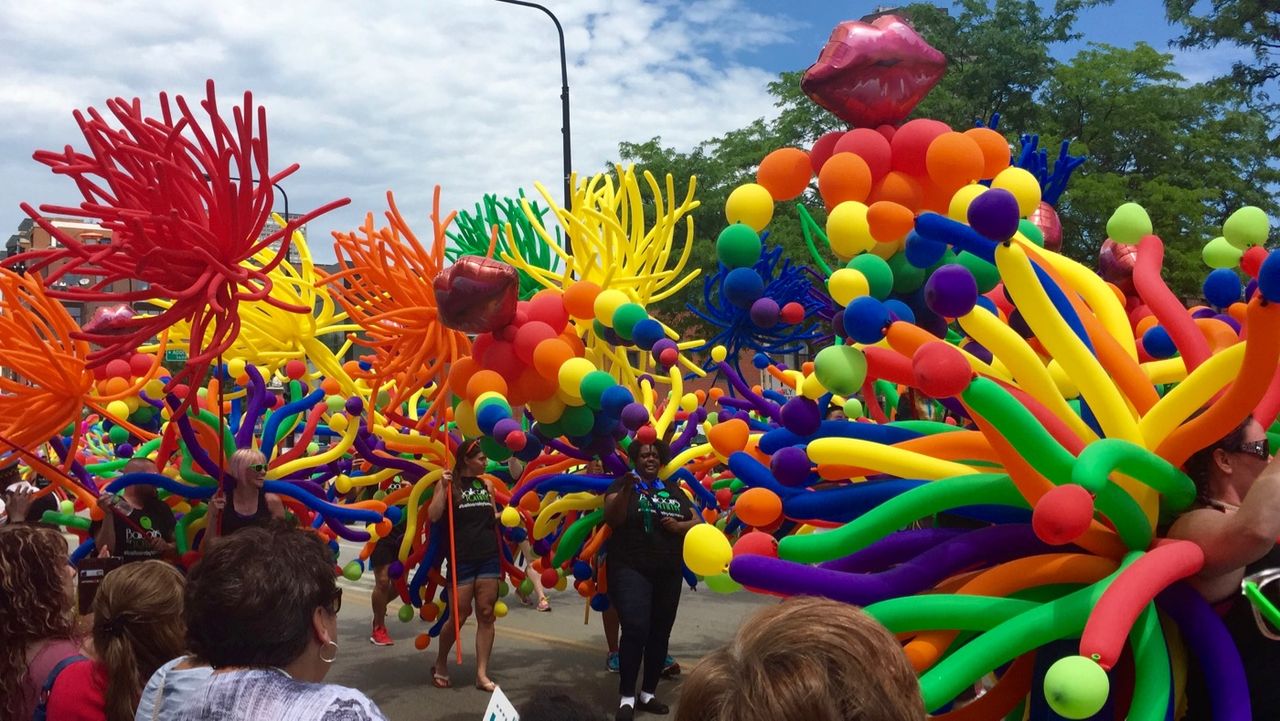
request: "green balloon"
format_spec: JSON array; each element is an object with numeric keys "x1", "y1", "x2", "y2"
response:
[
  {"x1": 717, "y1": 223, "x2": 763, "y2": 268},
  {"x1": 326, "y1": 395, "x2": 346, "y2": 413},
  {"x1": 479, "y1": 435, "x2": 512, "y2": 462},
  {"x1": 1017, "y1": 219, "x2": 1045, "y2": 247},
  {"x1": 1044, "y1": 656, "x2": 1110, "y2": 720},
  {"x1": 704, "y1": 572, "x2": 742, "y2": 594},
  {"x1": 518, "y1": 578, "x2": 534, "y2": 597},
  {"x1": 62, "y1": 422, "x2": 77, "y2": 437},
  {"x1": 108, "y1": 425, "x2": 130, "y2": 444},
  {"x1": 843, "y1": 398, "x2": 864, "y2": 419},
  {"x1": 498, "y1": 580, "x2": 510, "y2": 597},
  {"x1": 342, "y1": 561, "x2": 363, "y2": 581},
  {"x1": 956, "y1": 251, "x2": 1000, "y2": 293},
  {"x1": 1202, "y1": 236, "x2": 1243, "y2": 268},
  {"x1": 1223, "y1": 205, "x2": 1269, "y2": 249},
  {"x1": 560, "y1": 404, "x2": 595, "y2": 437},
  {"x1": 579, "y1": 371, "x2": 615, "y2": 409},
  {"x1": 1106, "y1": 202, "x2": 1152, "y2": 245},
  {"x1": 813, "y1": 345, "x2": 867, "y2": 396},
  {"x1": 131, "y1": 406, "x2": 155, "y2": 423},
  {"x1": 887, "y1": 251, "x2": 926, "y2": 294},
  {"x1": 611, "y1": 303, "x2": 648, "y2": 340},
  {"x1": 847, "y1": 253, "x2": 894, "y2": 300},
  {"x1": 397, "y1": 604, "x2": 415, "y2": 623},
  {"x1": 306, "y1": 442, "x2": 320, "y2": 455}
]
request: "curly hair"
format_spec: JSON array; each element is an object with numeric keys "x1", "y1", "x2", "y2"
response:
[
  {"x1": 185, "y1": 523, "x2": 338, "y2": 668},
  {"x1": 93, "y1": 560, "x2": 186, "y2": 721},
  {"x1": 0, "y1": 524, "x2": 76, "y2": 720},
  {"x1": 627, "y1": 439, "x2": 671, "y2": 470}
]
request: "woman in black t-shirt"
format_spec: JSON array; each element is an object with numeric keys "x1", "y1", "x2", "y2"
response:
[
  {"x1": 428, "y1": 438, "x2": 502, "y2": 692},
  {"x1": 603, "y1": 440, "x2": 698, "y2": 721}
]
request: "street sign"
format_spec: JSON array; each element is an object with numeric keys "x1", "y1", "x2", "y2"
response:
[{"x1": 164, "y1": 349, "x2": 188, "y2": 362}]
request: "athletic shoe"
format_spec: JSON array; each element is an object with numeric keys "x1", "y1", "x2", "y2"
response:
[
  {"x1": 607, "y1": 651, "x2": 620, "y2": 673},
  {"x1": 370, "y1": 625, "x2": 394, "y2": 646},
  {"x1": 661, "y1": 656, "x2": 680, "y2": 677}
]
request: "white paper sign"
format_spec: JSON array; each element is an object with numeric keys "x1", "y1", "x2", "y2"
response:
[{"x1": 482, "y1": 684, "x2": 519, "y2": 721}]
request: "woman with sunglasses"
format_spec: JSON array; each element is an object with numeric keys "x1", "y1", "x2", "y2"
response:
[
  {"x1": 208, "y1": 449, "x2": 285, "y2": 539},
  {"x1": 428, "y1": 438, "x2": 503, "y2": 692},
  {"x1": 179, "y1": 522, "x2": 386, "y2": 720},
  {"x1": 1170, "y1": 415, "x2": 1280, "y2": 719}
]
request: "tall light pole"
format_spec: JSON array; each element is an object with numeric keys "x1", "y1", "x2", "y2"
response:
[{"x1": 493, "y1": 0, "x2": 573, "y2": 213}]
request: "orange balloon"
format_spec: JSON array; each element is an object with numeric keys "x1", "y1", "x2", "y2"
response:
[
  {"x1": 1134, "y1": 314, "x2": 1160, "y2": 338},
  {"x1": 447, "y1": 357, "x2": 480, "y2": 397},
  {"x1": 465, "y1": 370, "x2": 508, "y2": 400},
  {"x1": 736, "y1": 487, "x2": 783, "y2": 527},
  {"x1": 708, "y1": 418, "x2": 750, "y2": 459},
  {"x1": 756, "y1": 147, "x2": 813, "y2": 201},
  {"x1": 962, "y1": 127, "x2": 1012, "y2": 179},
  {"x1": 925, "y1": 132, "x2": 985, "y2": 189},
  {"x1": 513, "y1": 365, "x2": 556, "y2": 402},
  {"x1": 867, "y1": 171, "x2": 923, "y2": 211},
  {"x1": 918, "y1": 177, "x2": 955, "y2": 214},
  {"x1": 818, "y1": 152, "x2": 873, "y2": 209},
  {"x1": 1228, "y1": 302, "x2": 1248, "y2": 324},
  {"x1": 563, "y1": 282, "x2": 602, "y2": 320},
  {"x1": 560, "y1": 330, "x2": 586, "y2": 357},
  {"x1": 533, "y1": 338, "x2": 574, "y2": 379},
  {"x1": 519, "y1": 491, "x2": 541, "y2": 513},
  {"x1": 694, "y1": 389, "x2": 707, "y2": 404},
  {"x1": 867, "y1": 201, "x2": 916, "y2": 243},
  {"x1": 708, "y1": 387, "x2": 724, "y2": 401},
  {"x1": 320, "y1": 378, "x2": 340, "y2": 395}
]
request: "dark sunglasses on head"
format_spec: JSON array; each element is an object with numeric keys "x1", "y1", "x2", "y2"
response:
[
  {"x1": 250, "y1": 464, "x2": 268, "y2": 473},
  {"x1": 1233, "y1": 439, "x2": 1270, "y2": 460},
  {"x1": 324, "y1": 587, "x2": 343, "y2": 615}
]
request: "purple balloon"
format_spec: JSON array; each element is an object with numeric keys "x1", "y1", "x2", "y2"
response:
[
  {"x1": 621, "y1": 403, "x2": 650, "y2": 430},
  {"x1": 750, "y1": 297, "x2": 780, "y2": 328},
  {"x1": 1191, "y1": 307, "x2": 1217, "y2": 319},
  {"x1": 345, "y1": 396, "x2": 365, "y2": 416},
  {"x1": 925, "y1": 265, "x2": 978, "y2": 318},
  {"x1": 492, "y1": 418, "x2": 521, "y2": 439},
  {"x1": 770, "y1": 446, "x2": 812, "y2": 487},
  {"x1": 966, "y1": 188, "x2": 1021, "y2": 241},
  {"x1": 652, "y1": 339, "x2": 678, "y2": 358},
  {"x1": 963, "y1": 341, "x2": 993, "y2": 364},
  {"x1": 1214, "y1": 314, "x2": 1242, "y2": 334},
  {"x1": 780, "y1": 397, "x2": 821, "y2": 436}
]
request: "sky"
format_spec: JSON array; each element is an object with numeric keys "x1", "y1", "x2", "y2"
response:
[{"x1": 0, "y1": 0, "x2": 1255, "y2": 264}]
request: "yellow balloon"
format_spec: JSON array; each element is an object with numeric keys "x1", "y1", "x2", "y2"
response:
[
  {"x1": 500, "y1": 506, "x2": 522, "y2": 528},
  {"x1": 991, "y1": 168, "x2": 1042, "y2": 216},
  {"x1": 227, "y1": 358, "x2": 247, "y2": 378},
  {"x1": 828, "y1": 268, "x2": 870, "y2": 306},
  {"x1": 800, "y1": 372, "x2": 827, "y2": 400},
  {"x1": 680, "y1": 393, "x2": 699, "y2": 413},
  {"x1": 143, "y1": 379, "x2": 165, "y2": 398},
  {"x1": 554, "y1": 576, "x2": 568, "y2": 592},
  {"x1": 826, "y1": 201, "x2": 874, "y2": 259},
  {"x1": 557, "y1": 357, "x2": 596, "y2": 400},
  {"x1": 453, "y1": 401, "x2": 480, "y2": 437},
  {"x1": 871, "y1": 237, "x2": 903, "y2": 260},
  {"x1": 807, "y1": 437, "x2": 977, "y2": 480},
  {"x1": 683, "y1": 523, "x2": 733, "y2": 577},
  {"x1": 494, "y1": 600, "x2": 509, "y2": 618},
  {"x1": 948, "y1": 183, "x2": 987, "y2": 221},
  {"x1": 528, "y1": 395, "x2": 566, "y2": 423},
  {"x1": 106, "y1": 400, "x2": 130, "y2": 420},
  {"x1": 726, "y1": 183, "x2": 775, "y2": 232},
  {"x1": 593, "y1": 289, "x2": 629, "y2": 327},
  {"x1": 710, "y1": 345, "x2": 728, "y2": 363}
]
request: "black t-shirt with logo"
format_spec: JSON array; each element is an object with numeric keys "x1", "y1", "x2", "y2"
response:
[
  {"x1": 445, "y1": 476, "x2": 499, "y2": 564},
  {"x1": 605, "y1": 475, "x2": 696, "y2": 573},
  {"x1": 91, "y1": 496, "x2": 176, "y2": 562}
]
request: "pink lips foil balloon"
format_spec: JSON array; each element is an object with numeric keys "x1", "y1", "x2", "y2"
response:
[
  {"x1": 433, "y1": 255, "x2": 519, "y2": 334},
  {"x1": 801, "y1": 14, "x2": 946, "y2": 128},
  {"x1": 1028, "y1": 201, "x2": 1063, "y2": 253}
]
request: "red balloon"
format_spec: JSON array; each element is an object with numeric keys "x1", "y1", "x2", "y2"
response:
[
  {"x1": 1242, "y1": 245, "x2": 1268, "y2": 278},
  {"x1": 284, "y1": 359, "x2": 306, "y2": 380},
  {"x1": 482, "y1": 339, "x2": 525, "y2": 381},
  {"x1": 809, "y1": 131, "x2": 845, "y2": 174},
  {"x1": 912, "y1": 341, "x2": 972, "y2": 398},
  {"x1": 505, "y1": 430, "x2": 527, "y2": 451},
  {"x1": 540, "y1": 568, "x2": 559, "y2": 589},
  {"x1": 128, "y1": 353, "x2": 154, "y2": 377},
  {"x1": 733, "y1": 530, "x2": 779, "y2": 558},
  {"x1": 1098, "y1": 238, "x2": 1139, "y2": 296},
  {"x1": 82, "y1": 304, "x2": 137, "y2": 337},
  {"x1": 513, "y1": 321, "x2": 559, "y2": 364},
  {"x1": 801, "y1": 14, "x2": 946, "y2": 128},
  {"x1": 833, "y1": 128, "x2": 893, "y2": 180},
  {"x1": 433, "y1": 256, "x2": 519, "y2": 334},
  {"x1": 105, "y1": 358, "x2": 132, "y2": 379},
  {"x1": 635, "y1": 425, "x2": 658, "y2": 444},
  {"x1": 527, "y1": 291, "x2": 569, "y2": 333},
  {"x1": 890, "y1": 118, "x2": 951, "y2": 177},
  {"x1": 1028, "y1": 201, "x2": 1063, "y2": 252},
  {"x1": 780, "y1": 302, "x2": 806, "y2": 325},
  {"x1": 1032, "y1": 484, "x2": 1094, "y2": 545}
]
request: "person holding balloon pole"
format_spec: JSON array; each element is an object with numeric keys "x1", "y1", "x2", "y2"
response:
[
  {"x1": 603, "y1": 439, "x2": 698, "y2": 721},
  {"x1": 207, "y1": 448, "x2": 285, "y2": 538},
  {"x1": 428, "y1": 438, "x2": 502, "y2": 692}
]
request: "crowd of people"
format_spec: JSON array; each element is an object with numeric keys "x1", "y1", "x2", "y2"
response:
[{"x1": 3, "y1": 419, "x2": 1277, "y2": 721}]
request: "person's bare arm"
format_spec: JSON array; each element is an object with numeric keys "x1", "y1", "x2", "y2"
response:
[
  {"x1": 94, "y1": 495, "x2": 117, "y2": 554},
  {"x1": 428, "y1": 472, "x2": 452, "y2": 523},
  {"x1": 266, "y1": 493, "x2": 287, "y2": 519},
  {"x1": 207, "y1": 494, "x2": 225, "y2": 539},
  {"x1": 604, "y1": 473, "x2": 638, "y2": 528},
  {"x1": 1169, "y1": 460, "x2": 1280, "y2": 580}
]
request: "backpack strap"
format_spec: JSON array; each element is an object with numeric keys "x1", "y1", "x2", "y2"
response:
[{"x1": 33, "y1": 654, "x2": 87, "y2": 721}]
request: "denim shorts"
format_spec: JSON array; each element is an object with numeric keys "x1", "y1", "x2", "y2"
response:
[{"x1": 450, "y1": 557, "x2": 502, "y2": 585}]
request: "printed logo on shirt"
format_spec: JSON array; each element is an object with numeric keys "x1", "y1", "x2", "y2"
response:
[
  {"x1": 639, "y1": 490, "x2": 685, "y2": 519},
  {"x1": 458, "y1": 482, "x2": 492, "y2": 511}
]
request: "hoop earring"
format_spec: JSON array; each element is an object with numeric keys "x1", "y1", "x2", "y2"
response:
[{"x1": 319, "y1": 639, "x2": 339, "y2": 664}]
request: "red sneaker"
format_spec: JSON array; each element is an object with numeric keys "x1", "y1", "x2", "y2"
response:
[{"x1": 370, "y1": 625, "x2": 394, "y2": 646}]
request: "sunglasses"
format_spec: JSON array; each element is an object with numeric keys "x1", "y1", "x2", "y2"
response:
[
  {"x1": 249, "y1": 464, "x2": 268, "y2": 473},
  {"x1": 1242, "y1": 568, "x2": 1280, "y2": 639},
  {"x1": 1232, "y1": 439, "x2": 1270, "y2": 460}
]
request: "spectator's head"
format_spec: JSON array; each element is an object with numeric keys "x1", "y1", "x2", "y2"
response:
[
  {"x1": 675, "y1": 596, "x2": 924, "y2": 721},
  {"x1": 0, "y1": 524, "x2": 76, "y2": 720},
  {"x1": 518, "y1": 691, "x2": 597, "y2": 721},
  {"x1": 122, "y1": 457, "x2": 160, "y2": 498},
  {"x1": 1183, "y1": 415, "x2": 1269, "y2": 505},
  {"x1": 94, "y1": 560, "x2": 186, "y2": 721},
  {"x1": 824, "y1": 404, "x2": 847, "y2": 421},
  {"x1": 627, "y1": 440, "x2": 670, "y2": 480},
  {"x1": 185, "y1": 523, "x2": 342, "y2": 682},
  {"x1": 585, "y1": 456, "x2": 605, "y2": 475},
  {"x1": 228, "y1": 448, "x2": 268, "y2": 491},
  {"x1": 453, "y1": 437, "x2": 487, "y2": 477}
]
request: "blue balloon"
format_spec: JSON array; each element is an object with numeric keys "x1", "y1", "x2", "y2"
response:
[
  {"x1": 600, "y1": 385, "x2": 635, "y2": 417},
  {"x1": 752, "y1": 352, "x2": 771, "y2": 369},
  {"x1": 905, "y1": 230, "x2": 947, "y2": 269},
  {"x1": 476, "y1": 403, "x2": 509, "y2": 435},
  {"x1": 1259, "y1": 250, "x2": 1280, "y2": 302},
  {"x1": 631, "y1": 318, "x2": 666, "y2": 350},
  {"x1": 883, "y1": 299, "x2": 915, "y2": 324},
  {"x1": 723, "y1": 267, "x2": 765, "y2": 309},
  {"x1": 844, "y1": 297, "x2": 890, "y2": 344},
  {"x1": 974, "y1": 295, "x2": 997, "y2": 314},
  {"x1": 1142, "y1": 325, "x2": 1178, "y2": 359},
  {"x1": 1203, "y1": 268, "x2": 1243, "y2": 309}
]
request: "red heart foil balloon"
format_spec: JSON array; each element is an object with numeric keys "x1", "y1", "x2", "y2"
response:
[
  {"x1": 433, "y1": 256, "x2": 519, "y2": 334},
  {"x1": 802, "y1": 14, "x2": 946, "y2": 128},
  {"x1": 1098, "y1": 238, "x2": 1139, "y2": 296},
  {"x1": 1028, "y1": 201, "x2": 1063, "y2": 253}
]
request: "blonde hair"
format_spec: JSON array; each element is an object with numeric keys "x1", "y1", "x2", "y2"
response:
[
  {"x1": 228, "y1": 448, "x2": 267, "y2": 486},
  {"x1": 0, "y1": 524, "x2": 76, "y2": 720},
  {"x1": 93, "y1": 560, "x2": 186, "y2": 721},
  {"x1": 675, "y1": 596, "x2": 925, "y2": 721}
]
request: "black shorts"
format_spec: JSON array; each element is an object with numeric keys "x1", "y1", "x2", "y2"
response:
[{"x1": 370, "y1": 533, "x2": 404, "y2": 568}]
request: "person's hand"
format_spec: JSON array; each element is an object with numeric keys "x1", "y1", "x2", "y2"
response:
[
  {"x1": 659, "y1": 516, "x2": 681, "y2": 533},
  {"x1": 96, "y1": 493, "x2": 119, "y2": 513},
  {"x1": 441, "y1": 470, "x2": 453, "y2": 485},
  {"x1": 7, "y1": 490, "x2": 35, "y2": 523},
  {"x1": 148, "y1": 536, "x2": 172, "y2": 553},
  {"x1": 208, "y1": 495, "x2": 226, "y2": 512},
  {"x1": 97, "y1": 544, "x2": 112, "y2": 558}
]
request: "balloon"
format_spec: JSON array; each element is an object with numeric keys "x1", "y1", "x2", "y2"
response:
[
  {"x1": 962, "y1": 127, "x2": 1011, "y2": 178},
  {"x1": 1203, "y1": 268, "x2": 1243, "y2": 308},
  {"x1": 966, "y1": 188, "x2": 1021, "y2": 242},
  {"x1": 557, "y1": 357, "x2": 595, "y2": 400},
  {"x1": 726, "y1": 183, "x2": 775, "y2": 231},
  {"x1": 1097, "y1": 238, "x2": 1138, "y2": 295},
  {"x1": 891, "y1": 119, "x2": 951, "y2": 177},
  {"x1": 845, "y1": 297, "x2": 890, "y2": 344},
  {"x1": 866, "y1": 201, "x2": 915, "y2": 244},
  {"x1": 947, "y1": 183, "x2": 986, "y2": 222},
  {"x1": 809, "y1": 130, "x2": 845, "y2": 174},
  {"x1": 912, "y1": 342, "x2": 971, "y2": 398},
  {"x1": 434, "y1": 256, "x2": 519, "y2": 333},
  {"x1": 723, "y1": 268, "x2": 766, "y2": 309},
  {"x1": 833, "y1": 128, "x2": 893, "y2": 180},
  {"x1": 1106, "y1": 203, "x2": 1153, "y2": 245},
  {"x1": 924, "y1": 264, "x2": 978, "y2": 318},
  {"x1": 847, "y1": 253, "x2": 894, "y2": 300},
  {"x1": 756, "y1": 147, "x2": 813, "y2": 201},
  {"x1": 1044, "y1": 656, "x2": 1110, "y2": 720},
  {"x1": 818, "y1": 153, "x2": 873, "y2": 208},
  {"x1": 717, "y1": 223, "x2": 763, "y2": 268},
  {"x1": 826, "y1": 201, "x2": 875, "y2": 258},
  {"x1": 527, "y1": 291, "x2": 569, "y2": 333},
  {"x1": 828, "y1": 268, "x2": 870, "y2": 306},
  {"x1": 990, "y1": 167, "x2": 1041, "y2": 216},
  {"x1": 736, "y1": 488, "x2": 783, "y2": 527},
  {"x1": 868, "y1": 171, "x2": 923, "y2": 210},
  {"x1": 1223, "y1": 205, "x2": 1269, "y2": 249},
  {"x1": 684, "y1": 523, "x2": 733, "y2": 577},
  {"x1": 563, "y1": 281, "x2": 602, "y2": 320},
  {"x1": 611, "y1": 303, "x2": 648, "y2": 339},
  {"x1": 925, "y1": 131, "x2": 984, "y2": 188},
  {"x1": 800, "y1": 14, "x2": 946, "y2": 127},
  {"x1": 749, "y1": 298, "x2": 780, "y2": 328},
  {"x1": 1027, "y1": 201, "x2": 1063, "y2": 252},
  {"x1": 813, "y1": 345, "x2": 868, "y2": 396}
]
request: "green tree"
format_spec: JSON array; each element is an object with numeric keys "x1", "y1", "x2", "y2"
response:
[{"x1": 1165, "y1": 0, "x2": 1280, "y2": 111}]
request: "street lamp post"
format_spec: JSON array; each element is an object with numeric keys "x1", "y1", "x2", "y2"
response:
[
  {"x1": 493, "y1": 0, "x2": 573, "y2": 212},
  {"x1": 224, "y1": 176, "x2": 290, "y2": 220}
]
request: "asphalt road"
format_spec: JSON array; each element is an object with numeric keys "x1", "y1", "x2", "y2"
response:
[{"x1": 327, "y1": 544, "x2": 773, "y2": 721}]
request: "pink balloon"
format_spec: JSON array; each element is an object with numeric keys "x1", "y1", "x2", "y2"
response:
[
  {"x1": 433, "y1": 256, "x2": 519, "y2": 334},
  {"x1": 801, "y1": 14, "x2": 946, "y2": 128},
  {"x1": 1028, "y1": 201, "x2": 1063, "y2": 252},
  {"x1": 1097, "y1": 238, "x2": 1138, "y2": 296}
]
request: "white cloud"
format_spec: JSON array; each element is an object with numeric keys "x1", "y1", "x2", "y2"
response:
[
  {"x1": 0, "y1": 0, "x2": 791, "y2": 262},
  {"x1": 1169, "y1": 44, "x2": 1256, "y2": 85}
]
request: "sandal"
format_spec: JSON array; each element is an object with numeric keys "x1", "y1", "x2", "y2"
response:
[
  {"x1": 475, "y1": 679, "x2": 497, "y2": 692},
  {"x1": 432, "y1": 669, "x2": 452, "y2": 689},
  {"x1": 536, "y1": 598, "x2": 551, "y2": 612}
]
